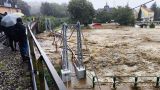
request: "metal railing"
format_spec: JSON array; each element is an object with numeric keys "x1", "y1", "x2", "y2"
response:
[
  {"x1": 92, "y1": 75, "x2": 160, "y2": 89},
  {"x1": 27, "y1": 22, "x2": 67, "y2": 90},
  {"x1": 136, "y1": 21, "x2": 160, "y2": 25}
]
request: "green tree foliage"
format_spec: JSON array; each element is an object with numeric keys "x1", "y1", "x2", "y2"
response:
[
  {"x1": 40, "y1": 2, "x2": 53, "y2": 16},
  {"x1": 94, "y1": 3, "x2": 135, "y2": 25},
  {"x1": 151, "y1": 2, "x2": 160, "y2": 21},
  {"x1": 112, "y1": 6, "x2": 135, "y2": 25},
  {"x1": 40, "y1": 2, "x2": 69, "y2": 17},
  {"x1": 51, "y1": 3, "x2": 69, "y2": 17},
  {"x1": 95, "y1": 9, "x2": 111, "y2": 23},
  {"x1": 68, "y1": 0, "x2": 95, "y2": 26},
  {"x1": 17, "y1": 0, "x2": 31, "y2": 16},
  {"x1": 137, "y1": 9, "x2": 142, "y2": 21},
  {"x1": 94, "y1": 2, "x2": 112, "y2": 23}
]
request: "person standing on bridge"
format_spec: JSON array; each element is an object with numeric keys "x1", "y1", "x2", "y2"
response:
[{"x1": 15, "y1": 18, "x2": 29, "y2": 61}]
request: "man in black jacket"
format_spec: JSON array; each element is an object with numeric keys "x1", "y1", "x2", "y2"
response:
[
  {"x1": 4, "y1": 26, "x2": 17, "y2": 51},
  {"x1": 1, "y1": 12, "x2": 17, "y2": 51},
  {"x1": 15, "y1": 18, "x2": 29, "y2": 61}
]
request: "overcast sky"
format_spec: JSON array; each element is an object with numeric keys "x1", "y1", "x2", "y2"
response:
[{"x1": 24, "y1": 0, "x2": 160, "y2": 9}]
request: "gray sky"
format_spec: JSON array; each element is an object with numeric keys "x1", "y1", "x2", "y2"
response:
[{"x1": 24, "y1": 0, "x2": 160, "y2": 9}]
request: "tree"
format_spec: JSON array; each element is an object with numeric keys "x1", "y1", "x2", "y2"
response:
[
  {"x1": 0, "y1": 0, "x2": 5, "y2": 5},
  {"x1": 40, "y1": 2, "x2": 53, "y2": 16},
  {"x1": 95, "y1": 9, "x2": 111, "y2": 23},
  {"x1": 17, "y1": 0, "x2": 31, "y2": 16},
  {"x1": 50, "y1": 3, "x2": 69, "y2": 17},
  {"x1": 151, "y1": 2, "x2": 160, "y2": 20},
  {"x1": 157, "y1": 8, "x2": 160, "y2": 21},
  {"x1": 112, "y1": 6, "x2": 135, "y2": 25},
  {"x1": 137, "y1": 8, "x2": 142, "y2": 21},
  {"x1": 40, "y1": 2, "x2": 69, "y2": 17},
  {"x1": 94, "y1": 3, "x2": 113, "y2": 23},
  {"x1": 68, "y1": 0, "x2": 95, "y2": 26}
]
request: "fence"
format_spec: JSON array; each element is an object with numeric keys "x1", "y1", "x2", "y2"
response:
[
  {"x1": 92, "y1": 75, "x2": 160, "y2": 89},
  {"x1": 27, "y1": 22, "x2": 67, "y2": 90}
]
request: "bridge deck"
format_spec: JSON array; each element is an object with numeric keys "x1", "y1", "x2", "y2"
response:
[{"x1": 0, "y1": 42, "x2": 32, "y2": 90}]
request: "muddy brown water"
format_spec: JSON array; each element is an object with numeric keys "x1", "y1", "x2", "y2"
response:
[{"x1": 36, "y1": 28, "x2": 160, "y2": 90}]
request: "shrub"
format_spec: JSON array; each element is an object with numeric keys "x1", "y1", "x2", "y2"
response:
[{"x1": 150, "y1": 23, "x2": 155, "y2": 28}]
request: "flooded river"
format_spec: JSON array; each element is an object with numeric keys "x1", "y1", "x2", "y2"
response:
[{"x1": 36, "y1": 27, "x2": 160, "y2": 89}]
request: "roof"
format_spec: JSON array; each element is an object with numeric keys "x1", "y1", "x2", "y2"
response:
[
  {"x1": 141, "y1": 6, "x2": 154, "y2": 13},
  {"x1": 0, "y1": 5, "x2": 20, "y2": 9},
  {"x1": 0, "y1": 0, "x2": 17, "y2": 8}
]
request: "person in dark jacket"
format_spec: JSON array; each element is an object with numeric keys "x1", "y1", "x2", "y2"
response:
[
  {"x1": 0, "y1": 12, "x2": 17, "y2": 51},
  {"x1": 15, "y1": 18, "x2": 29, "y2": 61},
  {"x1": 4, "y1": 26, "x2": 17, "y2": 51}
]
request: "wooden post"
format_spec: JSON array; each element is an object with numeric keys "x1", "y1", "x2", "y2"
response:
[
  {"x1": 113, "y1": 76, "x2": 116, "y2": 89},
  {"x1": 55, "y1": 43, "x2": 58, "y2": 52},
  {"x1": 92, "y1": 76, "x2": 95, "y2": 88},
  {"x1": 134, "y1": 77, "x2": 138, "y2": 88},
  {"x1": 27, "y1": 28, "x2": 39, "y2": 89},
  {"x1": 28, "y1": 31, "x2": 37, "y2": 72},
  {"x1": 37, "y1": 56, "x2": 45, "y2": 90},
  {"x1": 156, "y1": 77, "x2": 159, "y2": 88}
]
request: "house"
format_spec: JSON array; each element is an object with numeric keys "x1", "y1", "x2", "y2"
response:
[
  {"x1": 0, "y1": 0, "x2": 21, "y2": 14},
  {"x1": 138, "y1": 5, "x2": 154, "y2": 21}
]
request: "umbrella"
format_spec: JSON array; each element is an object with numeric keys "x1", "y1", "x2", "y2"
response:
[
  {"x1": 13, "y1": 12, "x2": 24, "y2": 17},
  {"x1": 1, "y1": 14, "x2": 20, "y2": 27}
]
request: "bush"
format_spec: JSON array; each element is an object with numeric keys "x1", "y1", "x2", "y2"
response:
[
  {"x1": 150, "y1": 23, "x2": 155, "y2": 28},
  {"x1": 22, "y1": 16, "x2": 35, "y2": 23}
]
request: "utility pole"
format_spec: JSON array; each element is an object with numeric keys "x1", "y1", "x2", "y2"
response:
[
  {"x1": 76, "y1": 21, "x2": 83, "y2": 68},
  {"x1": 74, "y1": 21, "x2": 86, "y2": 79},
  {"x1": 61, "y1": 23, "x2": 71, "y2": 82}
]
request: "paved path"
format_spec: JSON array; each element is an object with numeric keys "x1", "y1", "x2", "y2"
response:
[{"x1": 0, "y1": 43, "x2": 32, "y2": 90}]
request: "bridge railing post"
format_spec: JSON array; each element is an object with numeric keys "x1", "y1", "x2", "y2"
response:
[
  {"x1": 156, "y1": 77, "x2": 159, "y2": 87},
  {"x1": 113, "y1": 76, "x2": 116, "y2": 89},
  {"x1": 37, "y1": 56, "x2": 45, "y2": 90},
  {"x1": 28, "y1": 28, "x2": 38, "y2": 73},
  {"x1": 27, "y1": 26, "x2": 39, "y2": 89},
  {"x1": 92, "y1": 76, "x2": 96, "y2": 88},
  {"x1": 27, "y1": 22, "x2": 67, "y2": 90},
  {"x1": 134, "y1": 77, "x2": 138, "y2": 88}
]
